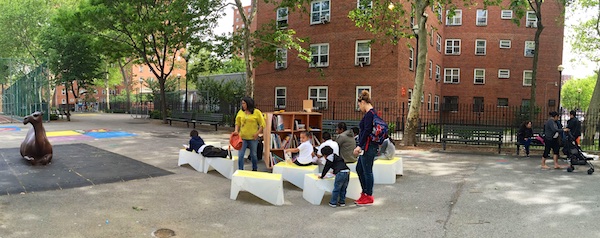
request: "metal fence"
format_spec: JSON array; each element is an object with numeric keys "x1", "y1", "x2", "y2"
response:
[{"x1": 1, "y1": 59, "x2": 50, "y2": 121}]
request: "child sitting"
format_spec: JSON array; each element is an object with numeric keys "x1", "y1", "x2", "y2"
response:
[
  {"x1": 375, "y1": 138, "x2": 396, "y2": 160},
  {"x1": 285, "y1": 131, "x2": 318, "y2": 166},
  {"x1": 185, "y1": 130, "x2": 205, "y2": 153},
  {"x1": 319, "y1": 146, "x2": 350, "y2": 207}
]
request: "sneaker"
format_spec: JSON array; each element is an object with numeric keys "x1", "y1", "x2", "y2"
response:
[
  {"x1": 328, "y1": 203, "x2": 337, "y2": 208},
  {"x1": 338, "y1": 203, "x2": 346, "y2": 207},
  {"x1": 354, "y1": 193, "x2": 367, "y2": 204},
  {"x1": 356, "y1": 195, "x2": 374, "y2": 206}
]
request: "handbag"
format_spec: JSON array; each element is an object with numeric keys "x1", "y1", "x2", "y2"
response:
[{"x1": 230, "y1": 133, "x2": 243, "y2": 150}]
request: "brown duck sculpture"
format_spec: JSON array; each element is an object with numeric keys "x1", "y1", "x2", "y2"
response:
[{"x1": 20, "y1": 111, "x2": 53, "y2": 165}]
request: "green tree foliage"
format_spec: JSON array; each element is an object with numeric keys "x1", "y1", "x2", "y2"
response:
[
  {"x1": 196, "y1": 76, "x2": 246, "y2": 112},
  {"x1": 79, "y1": 0, "x2": 224, "y2": 123},
  {"x1": 39, "y1": 8, "x2": 103, "y2": 119},
  {"x1": 561, "y1": 75, "x2": 596, "y2": 111}
]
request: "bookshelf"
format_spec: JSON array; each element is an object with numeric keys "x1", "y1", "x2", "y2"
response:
[{"x1": 263, "y1": 111, "x2": 323, "y2": 169}]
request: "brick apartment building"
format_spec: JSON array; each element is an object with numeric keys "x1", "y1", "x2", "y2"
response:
[
  {"x1": 233, "y1": 5, "x2": 258, "y2": 33},
  {"x1": 253, "y1": 0, "x2": 564, "y2": 117}
]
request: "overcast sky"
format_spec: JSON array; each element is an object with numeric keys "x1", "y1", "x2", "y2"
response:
[{"x1": 215, "y1": 3, "x2": 597, "y2": 79}]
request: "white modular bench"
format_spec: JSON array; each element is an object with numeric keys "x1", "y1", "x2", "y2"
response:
[
  {"x1": 230, "y1": 170, "x2": 284, "y2": 206},
  {"x1": 203, "y1": 150, "x2": 238, "y2": 179},
  {"x1": 303, "y1": 172, "x2": 362, "y2": 205},
  {"x1": 272, "y1": 162, "x2": 319, "y2": 189},
  {"x1": 178, "y1": 141, "x2": 222, "y2": 172},
  {"x1": 347, "y1": 157, "x2": 403, "y2": 184}
]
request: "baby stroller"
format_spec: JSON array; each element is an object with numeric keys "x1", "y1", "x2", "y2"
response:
[{"x1": 563, "y1": 133, "x2": 595, "y2": 174}]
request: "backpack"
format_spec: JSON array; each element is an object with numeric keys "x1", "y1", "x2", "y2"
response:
[{"x1": 370, "y1": 110, "x2": 388, "y2": 145}]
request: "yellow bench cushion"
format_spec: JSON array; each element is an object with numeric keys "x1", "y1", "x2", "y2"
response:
[
  {"x1": 234, "y1": 170, "x2": 282, "y2": 181},
  {"x1": 375, "y1": 157, "x2": 401, "y2": 165},
  {"x1": 274, "y1": 162, "x2": 319, "y2": 171}
]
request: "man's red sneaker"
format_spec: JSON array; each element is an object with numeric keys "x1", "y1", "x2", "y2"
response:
[
  {"x1": 356, "y1": 195, "x2": 374, "y2": 206},
  {"x1": 354, "y1": 193, "x2": 367, "y2": 204}
]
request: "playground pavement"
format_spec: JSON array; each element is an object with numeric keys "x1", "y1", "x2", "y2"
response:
[{"x1": 1, "y1": 113, "x2": 600, "y2": 238}]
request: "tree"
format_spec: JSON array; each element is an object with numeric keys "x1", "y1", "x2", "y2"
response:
[
  {"x1": 509, "y1": 0, "x2": 565, "y2": 120},
  {"x1": 79, "y1": 0, "x2": 224, "y2": 123},
  {"x1": 39, "y1": 8, "x2": 103, "y2": 121},
  {"x1": 570, "y1": 0, "x2": 600, "y2": 144},
  {"x1": 560, "y1": 75, "x2": 596, "y2": 111},
  {"x1": 349, "y1": 0, "x2": 485, "y2": 146}
]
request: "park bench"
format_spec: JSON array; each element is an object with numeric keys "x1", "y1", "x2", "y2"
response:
[
  {"x1": 514, "y1": 130, "x2": 545, "y2": 155},
  {"x1": 55, "y1": 109, "x2": 70, "y2": 119},
  {"x1": 167, "y1": 111, "x2": 194, "y2": 127},
  {"x1": 192, "y1": 113, "x2": 224, "y2": 131},
  {"x1": 441, "y1": 125, "x2": 504, "y2": 154},
  {"x1": 322, "y1": 120, "x2": 360, "y2": 135}
]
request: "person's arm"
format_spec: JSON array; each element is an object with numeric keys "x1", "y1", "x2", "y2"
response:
[
  {"x1": 233, "y1": 111, "x2": 241, "y2": 135},
  {"x1": 357, "y1": 111, "x2": 375, "y2": 151},
  {"x1": 319, "y1": 159, "x2": 333, "y2": 179},
  {"x1": 285, "y1": 148, "x2": 300, "y2": 153}
]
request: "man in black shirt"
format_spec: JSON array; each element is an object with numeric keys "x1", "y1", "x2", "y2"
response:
[{"x1": 567, "y1": 110, "x2": 582, "y2": 145}]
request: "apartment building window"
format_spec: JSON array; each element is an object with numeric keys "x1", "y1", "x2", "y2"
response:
[
  {"x1": 357, "y1": 0, "x2": 372, "y2": 9},
  {"x1": 522, "y1": 99, "x2": 531, "y2": 108},
  {"x1": 523, "y1": 70, "x2": 533, "y2": 86},
  {"x1": 499, "y1": 40, "x2": 511, "y2": 49},
  {"x1": 355, "y1": 40, "x2": 371, "y2": 66},
  {"x1": 443, "y1": 96, "x2": 459, "y2": 111},
  {"x1": 476, "y1": 9, "x2": 487, "y2": 26},
  {"x1": 311, "y1": 0, "x2": 330, "y2": 24},
  {"x1": 430, "y1": 28, "x2": 434, "y2": 46},
  {"x1": 427, "y1": 93, "x2": 432, "y2": 111},
  {"x1": 435, "y1": 65, "x2": 441, "y2": 81},
  {"x1": 308, "y1": 86, "x2": 328, "y2": 109},
  {"x1": 446, "y1": 9, "x2": 462, "y2": 26},
  {"x1": 409, "y1": 48, "x2": 414, "y2": 70},
  {"x1": 526, "y1": 11, "x2": 537, "y2": 28},
  {"x1": 407, "y1": 89, "x2": 412, "y2": 106},
  {"x1": 444, "y1": 68, "x2": 460, "y2": 84},
  {"x1": 428, "y1": 60, "x2": 433, "y2": 79},
  {"x1": 497, "y1": 98, "x2": 509, "y2": 107},
  {"x1": 474, "y1": 69, "x2": 485, "y2": 84},
  {"x1": 524, "y1": 41, "x2": 535, "y2": 57},
  {"x1": 436, "y1": 34, "x2": 442, "y2": 52},
  {"x1": 61, "y1": 99, "x2": 66, "y2": 104},
  {"x1": 436, "y1": 3, "x2": 443, "y2": 22},
  {"x1": 277, "y1": 8, "x2": 289, "y2": 29},
  {"x1": 501, "y1": 10, "x2": 513, "y2": 19},
  {"x1": 421, "y1": 95, "x2": 424, "y2": 105},
  {"x1": 61, "y1": 89, "x2": 65, "y2": 95},
  {"x1": 445, "y1": 39, "x2": 461, "y2": 55},
  {"x1": 475, "y1": 40, "x2": 486, "y2": 55},
  {"x1": 138, "y1": 66, "x2": 143, "y2": 72},
  {"x1": 275, "y1": 48, "x2": 287, "y2": 69},
  {"x1": 498, "y1": 69, "x2": 510, "y2": 79},
  {"x1": 275, "y1": 87, "x2": 286, "y2": 109},
  {"x1": 473, "y1": 97, "x2": 484, "y2": 112},
  {"x1": 356, "y1": 86, "x2": 371, "y2": 109},
  {"x1": 434, "y1": 95, "x2": 440, "y2": 111},
  {"x1": 102, "y1": 89, "x2": 106, "y2": 95},
  {"x1": 310, "y1": 43, "x2": 329, "y2": 67}
]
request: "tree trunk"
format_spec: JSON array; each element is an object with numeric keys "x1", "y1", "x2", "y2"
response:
[
  {"x1": 65, "y1": 82, "x2": 71, "y2": 121},
  {"x1": 159, "y1": 78, "x2": 168, "y2": 124},
  {"x1": 235, "y1": 0, "x2": 257, "y2": 98},
  {"x1": 118, "y1": 60, "x2": 130, "y2": 113},
  {"x1": 583, "y1": 69, "x2": 600, "y2": 145},
  {"x1": 530, "y1": 1, "x2": 544, "y2": 121},
  {"x1": 403, "y1": 2, "x2": 429, "y2": 146}
]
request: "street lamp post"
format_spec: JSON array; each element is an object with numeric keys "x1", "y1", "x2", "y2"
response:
[
  {"x1": 182, "y1": 52, "x2": 190, "y2": 112},
  {"x1": 557, "y1": 65, "x2": 564, "y2": 113}
]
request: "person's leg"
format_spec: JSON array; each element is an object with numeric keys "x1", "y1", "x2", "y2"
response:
[
  {"x1": 356, "y1": 157, "x2": 365, "y2": 193},
  {"x1": 339, "y1": 172, "x2": 350, "y2": 205},
  {"x1": 541, "y1": 141, "x2": 552, "y2": 169},
  {"x1": 361, "y1": 145, "x2": 377, "y2": 196},
  {"x1": 552, "y1": 142, "x2": 562, "y2": 169},
  {"x1": 524, "y1": 139, "x2": 531, "y2": 156},
  {"x1": 248, "y1": 140, "x2": 258, "y2": 171},
  {"x1": 238, "y1": 140, "x2": 249, "y2": 170},
  {"x1": 330, "y1": 175, "x2": 343, "y2": 206}
]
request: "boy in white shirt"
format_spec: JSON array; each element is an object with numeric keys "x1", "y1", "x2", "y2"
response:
[
  {"x1": 285, "y1": 131, "x2": 318, "y2": 166},
  {"x1": 317, "y1": 132, "x2": 339, "y2": 158}
]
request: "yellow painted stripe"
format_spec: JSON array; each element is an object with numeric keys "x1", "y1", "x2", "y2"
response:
[
  {"x1": 274, "y1": 162, "x2": 318, "y2": 171},
  {"x1": 46, "y1": 131, "x2": 82, "y2": 137},
  {"x1": 375, "y1": 157, "x2": 402, "y2": 165}
]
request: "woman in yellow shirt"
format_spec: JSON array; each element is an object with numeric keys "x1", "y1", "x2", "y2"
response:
[{"x1": 233, "y1": 97, "x2": 265, "y2": 171}]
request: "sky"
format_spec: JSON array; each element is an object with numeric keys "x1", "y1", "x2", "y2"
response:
[{"x1": 215, "y1": 3, "x2": 597, "y2": 79}]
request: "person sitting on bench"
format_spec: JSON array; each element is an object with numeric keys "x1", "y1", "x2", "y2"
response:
[{"x1": 285, "y1": 131, "x2": 319, "y2": 166}]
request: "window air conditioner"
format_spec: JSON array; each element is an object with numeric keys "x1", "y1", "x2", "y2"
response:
[
  {"x1": 526, "y1": 21, "x2": 537, "y2": 28},
  {"x1": 356, "y1": 56, "x2": 370, "y2": 66},
  {"x1": 320, "y1": 14, "x2": 330, "y2": 23}
]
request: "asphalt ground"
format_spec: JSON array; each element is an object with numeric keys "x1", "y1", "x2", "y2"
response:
[{"x1": 1, "y1": 113, "x2": 600, "y2": 238}]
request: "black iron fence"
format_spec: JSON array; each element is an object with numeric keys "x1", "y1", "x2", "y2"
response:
[{"x1": 145, "y1": 98, "x2": 600, "y2": 152}]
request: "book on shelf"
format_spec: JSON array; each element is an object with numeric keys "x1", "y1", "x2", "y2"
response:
[
  {"x1": 276, "y1": 115, "x2": 284, "y2": 131},
  {"x1": 311, "y1": 135, "x2": 321, "y2": 146}
]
